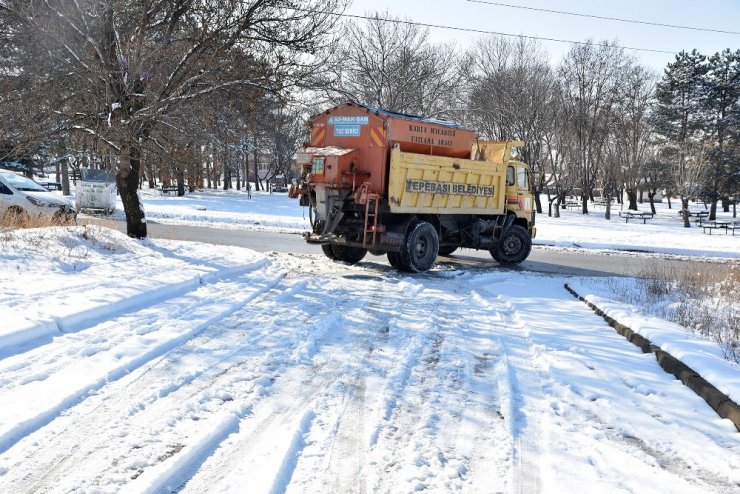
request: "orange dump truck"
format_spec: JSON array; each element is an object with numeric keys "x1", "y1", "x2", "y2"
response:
[{"x1": 290, "y1": 102, "x2": 536, "y2": 272}]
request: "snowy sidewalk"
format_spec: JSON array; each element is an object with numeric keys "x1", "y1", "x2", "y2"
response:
[{"x1": 567, "y1": 281, "x2": 740, "y2": 413}]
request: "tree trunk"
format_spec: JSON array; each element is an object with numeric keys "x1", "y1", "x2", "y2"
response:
[
  {"x1": 709, "y1": 199, "x2": 718, "y2": 221},
  {"x1": 627, "y1": 189, "x2": 638, "y2": 211},
  {"x1": 61, "y1": 160, "x2": 70, "y2": 196},
  {"x1": 648, "y1": 191, "x2": 657, "y2": 214},
  {"x1": 534, "y1": 192, "x2": 542, "y2": 214},
  {"x1": 253, "y1": 147, "x2": 261, "y2": 191},
  {"x1": 244, "y1": 153, "x2": 250, "y2": 190},
  {"x1": 176, "y1": 167, "x2": 185, "y2": 196},
  {"x1": 681, "y1": 197, "x2": 691, "y2": 228},
  {"x1": 117, "y1": 144, "x2": 147, "y2": 238},
  {"x1": 147, "y1": 164, "x2": 156, "y2": 189}
]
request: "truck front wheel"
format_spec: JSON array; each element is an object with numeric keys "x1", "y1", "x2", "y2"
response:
[
  {"x1": 399, "y1": 221, "x2": 439, "y2": 272},
  {"x1": 491, "y1": 225, "x2": 531, "y2": 265}
]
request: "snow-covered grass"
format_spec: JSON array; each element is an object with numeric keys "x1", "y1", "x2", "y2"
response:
[
  {"x1": 0, "y1": 189, "x2": 739, "y2": 492},
  {"x1": 575, "y1": 261, "x2": 740, "y2": 362}
]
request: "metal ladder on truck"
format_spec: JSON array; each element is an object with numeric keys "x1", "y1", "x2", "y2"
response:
[{"x1": 358, "y1": 184, "x2": 384, "y2": 247}]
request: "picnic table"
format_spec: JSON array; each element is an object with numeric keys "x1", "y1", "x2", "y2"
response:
[
  {"x1": 564, "y1": 201, "x2": 581, "y2": 210},
  {"x1": 37, "y1": 180, "x2": 62, "y2": 191},
  {"x1": 619, "y1": 211, "x2": 654, "y2": 223},
  {"x1": 593, "y1": 199, "x2": 616, "y2": 208},
  {"x1": 679, "y1": 210, "x2": 709, "y2": 222},
  {"x1": 700, "y1": 219, "x2": 737, "y2": 235}
]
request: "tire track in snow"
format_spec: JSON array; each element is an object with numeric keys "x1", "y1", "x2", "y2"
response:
[
  {"x1": 174, "y1": 268, "x2": 400, "y2": 494},
  {"x1": 0, "y1": 262, "x2": 283, "y2": 456},
  {"x1": 174, "y1": 355, "x2": 338, "y2": 494},
  {"x1": 364, "y1": 274, "x2": 512, "y2": 493},
  {"x1": 0, "y1": 268, "x2": 348, "y2": 493},
  {"x1": 0, "y1": 258, "x2": 271, "y2": 387},
  {"x1": 470, "y1": 290, "x2": 545, "y2": 494},
  {"x1": 266, "y1": 273, "x2": 408, "y2": 494}
]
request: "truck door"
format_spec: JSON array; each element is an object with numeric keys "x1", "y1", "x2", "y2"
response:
[{"x1": 517, "y1": 165, "x2": 533, "y2": 212}]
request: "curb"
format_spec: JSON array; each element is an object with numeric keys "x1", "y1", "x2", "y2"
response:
[{"x1": 564, "y1": 283, "x2": 740, "y2": 433}]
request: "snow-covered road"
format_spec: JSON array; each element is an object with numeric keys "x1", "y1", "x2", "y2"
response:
[{"x1": 0, "y1": 228, "x2": 738, "y2": 493}]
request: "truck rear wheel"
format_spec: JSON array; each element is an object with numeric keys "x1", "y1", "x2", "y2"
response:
[
  {"x1": 387, "y1": 251, "x2": 402, "y2": 269},
  {"x1": 331, "y1": 244, "x2": 367, "y2": 264},
  {"x1": 491, "y1": 225, "x2": 531, "y2": 265},
  {"x1": 399, "y1": 221, "x2": 439, "y2": 272},
  {"x1": 321, "y1": 244, "x2": 338, "y2": 260}
]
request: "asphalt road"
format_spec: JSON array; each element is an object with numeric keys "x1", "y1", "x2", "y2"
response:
[{"x1": 93, "y1": 221, "x2": 714, "y2": 278}]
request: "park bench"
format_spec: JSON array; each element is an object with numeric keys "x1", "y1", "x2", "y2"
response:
[
  {"x1": 564, "y1": 201, "x2": 580, "y2": 210},
  {"x1": 619, "y1": 211, "x2": 654, "y2": 223},
  {"x1": 38, "y1": 181, "x2": 62, "y2": 191},
  {"x1": 700, "y1": 219, "x2": 737, "y2": 235},
  {"x1": 158, "y1": 185, "x2": 178, "y2": 195},
  {"x1": 593, "y1": 199, "x2": 616, "y2": 208}
]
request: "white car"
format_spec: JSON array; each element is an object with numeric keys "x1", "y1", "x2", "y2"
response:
[{"x1": 0, "y1": 169, "x2": 77, "y2": 226}]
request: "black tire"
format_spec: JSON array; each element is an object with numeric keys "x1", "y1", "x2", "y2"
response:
[
  {"x1": 491, "y1": 225, "x2": 531, "y2": 265},
  {"x1": 387, "y1": 251, "x2": 402, "y2": 269},
  {"x1": 321, "y1": 244, "x2": 338, "y2": 260},
  {"x1": 437, "y1": 246, "x2": 458, "y2": 256},
  {"x1": 399, "y1": 221, "x2": 439, "y2": 273},
  {"x1": 331, "y1": 244, "x2": 367, "y2": 264}
]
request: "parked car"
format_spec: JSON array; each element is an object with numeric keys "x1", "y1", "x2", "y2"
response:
[{"x1": 0, "y1": 169, "x2": 76, "y2": 226}]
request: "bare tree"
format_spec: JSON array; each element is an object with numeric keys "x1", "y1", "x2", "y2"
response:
[
  {"x1": 320, "y1": 12, "x2": 464, "y2": 116},
  {"x1": 612, "y1": 64, "x2": 657, "y2": 212},
  {"x1": 0, "y1": 0, "x2": 345, "y2": 237},
  {"x1": 467, "y1": 36, "x2": 556, "y2": 213},
  {"x1": 542, "y1": 105, "x2": 578, "y2": 218},
  {"x1": 558, "y1": 41, "x2": 630, "y2": 214}
]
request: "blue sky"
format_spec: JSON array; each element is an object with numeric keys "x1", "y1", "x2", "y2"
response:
[{"x1": 347, "y1": 0, "x2": 740, "y2": 73}]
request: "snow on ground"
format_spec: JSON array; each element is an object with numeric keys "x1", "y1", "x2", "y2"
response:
[
  {"x1": 0, "y1": 190, "x2": 739, "y2": 493},
  {"x1": 96, "y1": 188, "x2": 739, "y2": 259}
]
